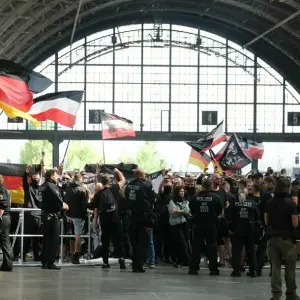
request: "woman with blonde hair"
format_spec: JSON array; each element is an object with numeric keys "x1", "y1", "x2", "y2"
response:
[{"x1": 226, "y1": 187, "x2": 260, "y2": 277}]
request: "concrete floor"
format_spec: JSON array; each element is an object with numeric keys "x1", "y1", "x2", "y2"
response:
[{"x1": 2, "y1": 265, "x2": 279, "y2": 300}]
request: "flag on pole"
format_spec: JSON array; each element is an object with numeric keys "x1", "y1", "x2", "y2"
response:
[
  {"x1": 0, "y1": 101, "x2": 38, "y2": 126},
  {"x1": 188, "y1": 149, "x2": 211, "y2": 170},
  {"x1": 28, "y1": 91, "x2": 84, "y2": 128},
  {"x1": 186, "y1": 121, "x2": 227, "y2": 153},
  {"x1": 237, "y1": 136, "x2": 264, "y2": 160},
  {"x1": 101, "y1": 112, "x2": 136, "y2": 140},
  {"x1": 0, "y1": 59, "x2": 53, "y2": 94},
  {"x1": 218, "y1": 134, "x2": 252, "y2": 170},
  {"x1": 209, "y1": 149, "x2": 224, "y2": 175}
]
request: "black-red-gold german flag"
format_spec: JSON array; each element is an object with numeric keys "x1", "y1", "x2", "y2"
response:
[
  {"x1": 0, "y1": 59, "x2": 53, "y2": 124},
  {"x1": 0, "y1": 163, "x2": 40, "y2": 204}
]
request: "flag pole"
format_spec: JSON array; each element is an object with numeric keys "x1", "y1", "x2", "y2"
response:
[
  {"x1": 102, "y1": 139, "x2": 106, "y2": 164},
  {"x1": 61, "y1": 140, "x2": 71, "y2": 164}
]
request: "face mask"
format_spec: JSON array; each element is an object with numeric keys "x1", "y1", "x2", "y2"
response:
[
  {"x1": 163, "y1": 186, "x2": 172, "y2": 194},
  {"x1": 31, "y1": 179, "x2": 40, "y2": 187}
]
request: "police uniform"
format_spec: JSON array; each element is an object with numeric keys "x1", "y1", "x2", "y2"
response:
[
  {"x1": 226, "y1": 199, "x2": 260, "y2": 277},
  {"x1": 39, "y1": 180, "x2": 64, "y2": 270},
  {"x1": 189, "y1": 190, "x2": 223, "y2": 275},
  {"x1": 125, "y1": 178, "x2": 155, "y2": 272},
  {"x1": 0, "y1": 184, "x2": 13, "y2": 271}
]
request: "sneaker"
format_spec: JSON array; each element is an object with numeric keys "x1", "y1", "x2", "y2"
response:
[{"x1": 148, "y1": 264, "x2": 155, "y2": 269}]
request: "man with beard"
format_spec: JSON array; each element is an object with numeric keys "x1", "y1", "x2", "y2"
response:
[
  {"x1": 211, "y1": 173, "x2": 229, "y2": 267},
  {"x1": 185, "y1": 177, "x2": 196, "y2": 200},
  {"x1": 22, "y1": 165, "x2": 42, "y2": 262}
]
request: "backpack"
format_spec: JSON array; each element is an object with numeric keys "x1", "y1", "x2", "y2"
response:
[{"x1": 98, "y1": 187, "x2": 116, "y2": 213}]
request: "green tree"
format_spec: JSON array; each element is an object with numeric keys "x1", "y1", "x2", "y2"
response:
[
  {"x1": 136, "y1": 142, "x2": 167, "y2": 173},
  {"x1": 19, "y1": 140, "x2": 53, "y2": 167},
  {"x1": 119, "y1": 152, "x2": 136, "y2": 164},
  {"x1": 64, "y1": 141, "x2": 102, "y2": 171}
]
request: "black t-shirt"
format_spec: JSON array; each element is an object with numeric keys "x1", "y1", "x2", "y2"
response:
[
  {"x1": 189, "y1": 191, "x2": 223, "y2": 226},
  {"x1": 94, "y1": 183, "x2": 120, "y2": 222},
  {"x1": 212, "y1": 188, "x2": 228, "y2": 208},
  {"x1": 226, "y1": 192, "x2": 237, "y2": 205},
  {"x1": 290, "y1": 189, "x2": 298, "y2": 199},
  {"x1": 266, "y1": 197, "x2": 298, "y2": 238}
]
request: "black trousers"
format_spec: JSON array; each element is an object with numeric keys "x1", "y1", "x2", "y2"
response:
[
  {"x1": 0, "y1": 215, "x2": 13, "y2": 270},
  {"x1": 120, "y1": 215, "x2": 131, "y2": 259},
  {"x1": 130, "y1": 216, "x2": 148, "y2": 270},
  {"x1": 24, "y1": 214, "x2": 41, "y2": 259},
  {"x1": 41, "y1": 214, "x2": 60, "y2": 266},
  {"x1": 231, "y1": 233, "x2": 257, "y2": 273},
  {"x1": 101, "y1": 219, "x2": 125, "y2": 264},
  {"x1": 10, "y1": 211, "x2": 20, "y2": 258},
  {"x1": 190, "y1": 225, "x2": 218, "y2": 271},
  {"x1": 256, "y1": 233, "x2": 269, "y2": 271},
  {"x1": 170, "y1": 223, "x2": 191, "y2": 265}
]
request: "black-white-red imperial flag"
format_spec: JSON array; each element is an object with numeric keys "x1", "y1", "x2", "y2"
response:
[
  {"x1": 28, "y1": 91, "x2": 84, "y2": 128},
  {"x1": 101, "y1": 112, "x2": 136, "y2": 140}
]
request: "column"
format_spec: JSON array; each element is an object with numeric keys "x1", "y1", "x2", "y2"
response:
[{"x1": 50, "y1": 137, "x2": 62, "y2": 167}]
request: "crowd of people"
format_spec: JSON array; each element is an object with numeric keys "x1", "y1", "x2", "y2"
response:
[{"x1": 0, "y1": 163, "x2": 299, "y2": 300}]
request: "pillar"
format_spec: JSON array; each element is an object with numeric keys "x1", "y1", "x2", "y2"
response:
[
  {"x1": 50, "y1": 137, "x2": 62, "y2": 167},
  {"x1": 252, "y1": 159, "x2": 258, "y2": 172}
]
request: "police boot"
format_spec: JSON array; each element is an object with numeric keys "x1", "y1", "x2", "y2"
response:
[{"x1": 71, "y1": 252, "x2": 80, "y2": 265}]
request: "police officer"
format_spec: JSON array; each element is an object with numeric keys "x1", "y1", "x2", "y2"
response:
[
  {"x1": 226, "y1": 192, "x2": 260, "y2": 277},
  {"x1": 188, "y1": 179, "x2": 223, "y2": 275},
  {"x1": 125, "y1": 169, "x2": 156, "y2": 273},
  {"x1": 0, "y1": 175, "x2": 13, "y2": 271},
  {"x1": 39, "y1": 169, "x2": 69, "y2": 270}
]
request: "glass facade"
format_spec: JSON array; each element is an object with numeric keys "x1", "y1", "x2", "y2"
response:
[{"x1": 0, "y1": 23, "x2": 299, "y2": 135}]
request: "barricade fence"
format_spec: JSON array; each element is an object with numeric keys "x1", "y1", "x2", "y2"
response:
[{"x1": 9, "y1": 208, "x2": 92, "y2": 266}]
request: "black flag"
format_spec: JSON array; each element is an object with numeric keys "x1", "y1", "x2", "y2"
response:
[{"x1": 218, "y1": 134, "x2": 252, "y2": 170}]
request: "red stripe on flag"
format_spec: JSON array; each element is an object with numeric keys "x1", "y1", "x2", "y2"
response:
[
  {"x1": 3, "y1": 176, "x2": 23, "y2": 190},
  {"x1": 30, "y1": 108, "x2": 76, "y2": 128},
  {"x1": 102, "y1": 128, "x2": 136, "y2": 139},
  {"x1": 0, "y1": 75, "x2": 33, "y2": 112}
]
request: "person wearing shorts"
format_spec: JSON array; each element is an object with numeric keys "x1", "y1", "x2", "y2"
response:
[{"x1": 64, "y1": 174, "x2": 89, "y2": 264}]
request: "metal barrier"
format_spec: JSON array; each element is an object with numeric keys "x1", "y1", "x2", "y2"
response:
[{"x1": 9, "y1": 208, "x2": 92, "y2": 266}]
